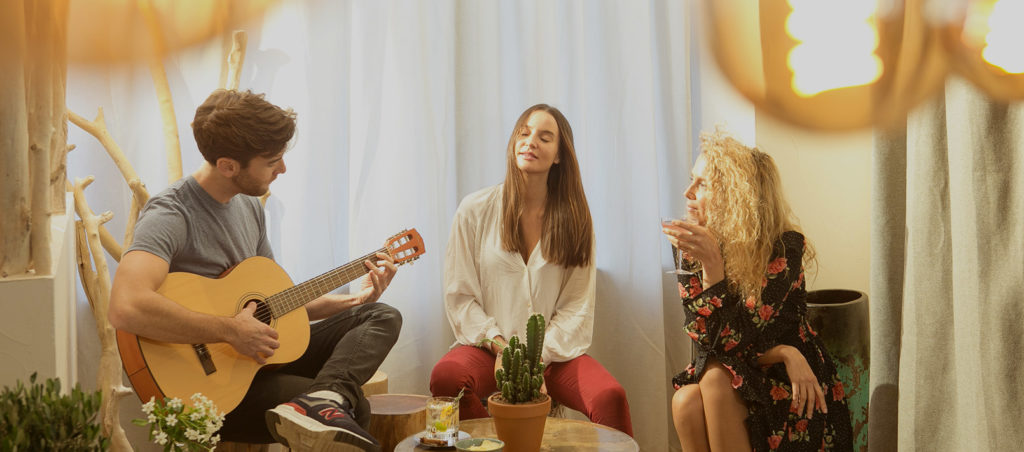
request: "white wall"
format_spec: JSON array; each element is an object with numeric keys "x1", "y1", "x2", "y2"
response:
[
  {"x1": 0, "y1": 194, "x2": 77, "y2": 391},
  {"x1": 754, "y1": 114, "x2": 873, "y2": 294}
]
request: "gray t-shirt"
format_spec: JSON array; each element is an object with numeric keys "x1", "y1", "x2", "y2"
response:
[{"x1": 127, "y1": 175, "x2": 274, "y2": 278}]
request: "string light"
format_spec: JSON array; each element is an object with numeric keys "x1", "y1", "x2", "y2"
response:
[
  {"x1": 704, "y1": 0, "x2": 950, "y2": 130},
  {"x1": 979, "y1": 1, "x2": 1024, "y2": 73},
  {"x1": 946, "y1": 0, "x2": 1024, "y2": 100},
  {"x1": 786, "y1": 0, "x2": 883, "y2": 97}
]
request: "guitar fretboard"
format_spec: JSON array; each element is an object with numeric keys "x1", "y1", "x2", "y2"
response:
[{"x1": 265, "y1": 247, "x2": 388, "y2": 317}]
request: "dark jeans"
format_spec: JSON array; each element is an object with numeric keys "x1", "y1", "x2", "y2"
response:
[{"x1": 219, "y1": 302, "x2": 402, "y2": 443}]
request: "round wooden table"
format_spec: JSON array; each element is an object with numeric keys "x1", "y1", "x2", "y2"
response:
[{"x1": 394, "y1": 417, "x2": 638, "y2": 451}]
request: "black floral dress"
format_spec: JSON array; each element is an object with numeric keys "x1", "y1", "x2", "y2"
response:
[{"x1": 672, "y1": 231, "x2": 853, "y2": 451}]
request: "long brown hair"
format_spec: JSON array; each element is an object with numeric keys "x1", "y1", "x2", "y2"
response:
[
  {"x1": 500, "y1": 104, "x2": 593, "y2": 267},
  {"x1": 701, "y1": 129, "x2": 816, "y2": 300}
]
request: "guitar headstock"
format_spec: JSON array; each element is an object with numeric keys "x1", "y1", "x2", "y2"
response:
[{"x1": 385, "y1": 228, "x2": 426, "y2": 266}]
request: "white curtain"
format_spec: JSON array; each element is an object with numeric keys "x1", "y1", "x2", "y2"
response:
[
  {"x1": 871, "y1": 77, "x2": 1024, "y2": 451},
  {"x1": 68, "y1": 1, "x2": 704, "y2": 450}
]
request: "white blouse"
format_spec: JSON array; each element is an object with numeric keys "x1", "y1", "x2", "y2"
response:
[{"x1": 444, "y1": 184, "x2": 596, "y2": 364}]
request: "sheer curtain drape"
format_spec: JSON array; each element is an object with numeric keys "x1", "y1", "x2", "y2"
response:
[
  {"x1": 68, "y1": 1, "x2": 699, "y2": 450},
  {"x1": 871, "y1": 77, "x2": 1024, "y2": 451}
]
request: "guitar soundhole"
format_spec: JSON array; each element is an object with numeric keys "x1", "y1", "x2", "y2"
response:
[{"x1": 246, "y1": 299, "x2": 273, "y2": 326}]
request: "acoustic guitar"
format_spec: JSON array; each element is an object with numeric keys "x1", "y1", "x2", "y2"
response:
[{"x1": 116, "y1": 228, "x2": 425, "y2": 412}]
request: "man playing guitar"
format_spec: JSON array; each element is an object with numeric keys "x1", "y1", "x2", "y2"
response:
[{"x1": 109, "y1": 89, "x2": 399, "y2": 452}]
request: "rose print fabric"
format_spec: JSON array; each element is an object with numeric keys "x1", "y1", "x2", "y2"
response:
[{"x1": 672, "y1": 231, "x2": 853, "y2": 451}]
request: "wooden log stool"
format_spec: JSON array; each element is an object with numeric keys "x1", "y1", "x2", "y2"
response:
[
  {"x1": 362, "y1": 369, "x2": 389, "y2": 396},
  {"x1": 367, "y1": 394, "x2": 428, "y2": 452}
]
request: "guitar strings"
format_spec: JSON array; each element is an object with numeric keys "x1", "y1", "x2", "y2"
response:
[
  {"x1": 250, "y1": 247, "x2": 390, "y2": 324},
  {"x1": 184, "y1": 236, "x2": 415, "y2": 367}
]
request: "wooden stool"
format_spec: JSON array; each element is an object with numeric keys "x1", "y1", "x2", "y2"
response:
[
  {"x1": 367, "y1": 394, "x2": 428, "y2": 452},
  {"x1": 361, "y1": 369, "x2": 389, "y2": 396}
]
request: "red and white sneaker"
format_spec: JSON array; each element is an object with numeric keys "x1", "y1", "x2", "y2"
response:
[{"x1": 265, "y1": 394, "x2": 381, "y2": 452}]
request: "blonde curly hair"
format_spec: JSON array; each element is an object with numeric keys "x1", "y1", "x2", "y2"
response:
[{"x1": 699, "y1": 129, "x2": 816, "y2": 300}]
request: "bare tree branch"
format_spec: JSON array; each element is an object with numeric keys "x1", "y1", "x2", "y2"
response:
[
  {"x1": 72, "y1": 176, "x2": 133, "y2": 451},
  {"x1": 136, "y1": 0, "x2": 182, "y2": 183},
  {"x1": 226, "y1": 30, "x2": 247, "y2": 91},
  {"x1": 0, "y1": 0, "x2": 31, "y2": 277},
  {"x1": 49, "y1": 0, "x2": 69, "y2": 213},
  {"x1": 68, "y1": 109, "x2": 150, "y2": 247},
  {"x1": 25, "y1": 0, "x2": 55, "y2": 275}
]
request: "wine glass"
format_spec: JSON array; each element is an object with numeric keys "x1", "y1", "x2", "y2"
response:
[{"x1": 661, "y1": 215, "x2": 698, "y2": 276}]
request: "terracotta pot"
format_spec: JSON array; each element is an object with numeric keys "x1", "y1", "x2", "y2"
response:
[
  {"x1": 486, "y1": 393, "x2": 550, "y2": 452},
  {"x1": 807, "y1": 289, "x2": 869, "y2": 452}
]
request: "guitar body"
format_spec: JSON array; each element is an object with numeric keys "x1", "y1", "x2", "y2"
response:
[
  {"x1": 116, "y1": 228, "x2": 425, "y2": 412},
  {"x1": 117, "y1": 257, "x2": 310, "y2": 412}
]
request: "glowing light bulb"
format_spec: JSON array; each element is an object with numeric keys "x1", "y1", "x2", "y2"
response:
[
  {"x1": 785, "y1": 0, "x2": 884, "y2": 97},
  {"x1": 704, "y1": 0, "x2": 948, "y2": 130},
  {"x1": 946, "y1": 0, "x2": 1024, "y2": 100},
  {"x1": 980, "y1": 0, "x2": 1024, "y2": 73}
]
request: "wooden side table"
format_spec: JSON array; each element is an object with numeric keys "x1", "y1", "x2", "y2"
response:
[
  {"x1": 393, "y1": 417, "x2": 638, "y2": 451},
  {"x1": 368, "y1": 394, "x2": 429, "y2": 452}
]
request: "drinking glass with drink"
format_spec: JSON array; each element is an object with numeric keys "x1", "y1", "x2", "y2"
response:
[
  {"x1": 661, "y1": 214, "x2": 700, "y2": 276},
  {"x1": 425, "y1": 396, "x2": 459, "y2": 446}
]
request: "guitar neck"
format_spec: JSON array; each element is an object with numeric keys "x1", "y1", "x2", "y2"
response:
[{"x1": 266, "y1": 247, "x2": 386, "y2": 317}]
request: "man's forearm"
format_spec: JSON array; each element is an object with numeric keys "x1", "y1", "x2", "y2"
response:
[
  {"x1": 110, "y1": 290, "x2": 234, "y2": 344},
  {"x1": 305, "y1": 292, "x2": 362, "y2": 321}
]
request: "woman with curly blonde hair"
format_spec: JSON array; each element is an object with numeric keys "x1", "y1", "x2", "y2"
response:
[{"x1": 662, "y1": 130, "x2": 852, "y2": 451}]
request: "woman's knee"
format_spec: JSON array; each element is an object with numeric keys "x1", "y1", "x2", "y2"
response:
[
  {"x1": 429, "y1": 359, "x2": 472, "y2": 395},
  {"x1": 672, "y1": 385, "x2": 704, "y2": 425},
  {"x1": 592, "y1": 383, "x2": 629, "y2": 412},
  {"x1": 698, "y1": 363, "x2": 746, "y2": 409}
]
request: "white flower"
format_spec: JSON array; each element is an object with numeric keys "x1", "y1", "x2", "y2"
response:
[
  {"x1": 142, "y1": 397, "x2": 156, "y2": 414},
  {"x1": 167, "y1": 397, "x2": 183, "y2": 410},
  {"x1": 136, "y1": 392, "x2": 225, "y2": 449}
]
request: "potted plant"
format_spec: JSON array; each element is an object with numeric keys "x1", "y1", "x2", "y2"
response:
[
  {"x1": 487, "y1": 313, "x2": 550, "y2": 452},
  {"x1": 0, "y1": 373, "x2": 109, "y2": 451}
]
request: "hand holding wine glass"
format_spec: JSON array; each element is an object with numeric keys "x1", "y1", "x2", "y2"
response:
[
  {"x1": 661, "y1": 214, "x2": 699, "y2": 275},
  {"x1": 662, "y1": 214, "x2": 726, "y2": 287}
]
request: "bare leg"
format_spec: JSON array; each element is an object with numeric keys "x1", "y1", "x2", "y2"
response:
[
  {"x1": 672, "y1": 384, "x2": 710, "y2": 452},
  {"x1": 699, "y1": 360, "x2": 752, "y2": 452}
]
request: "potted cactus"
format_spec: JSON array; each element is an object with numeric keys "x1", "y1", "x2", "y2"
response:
[{"x1": 487, "y1": 313, "x2": 550, "y2": 452}]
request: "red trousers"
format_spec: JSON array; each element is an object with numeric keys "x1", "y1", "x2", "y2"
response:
[{"x1": 429, "y1": 345, "x2": 633, "y2": 436}]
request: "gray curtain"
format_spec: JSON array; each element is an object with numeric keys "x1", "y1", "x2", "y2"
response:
[{"x1": 871, "y1": 77, "x2": 1024, "y2": 451}]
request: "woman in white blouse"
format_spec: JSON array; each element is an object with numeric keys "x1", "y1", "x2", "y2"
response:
[{"x1": 429, "y1": 104, "x2": 633, "y2": 435}]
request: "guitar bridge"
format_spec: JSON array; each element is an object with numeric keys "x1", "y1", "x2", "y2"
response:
[{"x1": 192, "y1": 344, "x2": 217, "y2": 375}]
